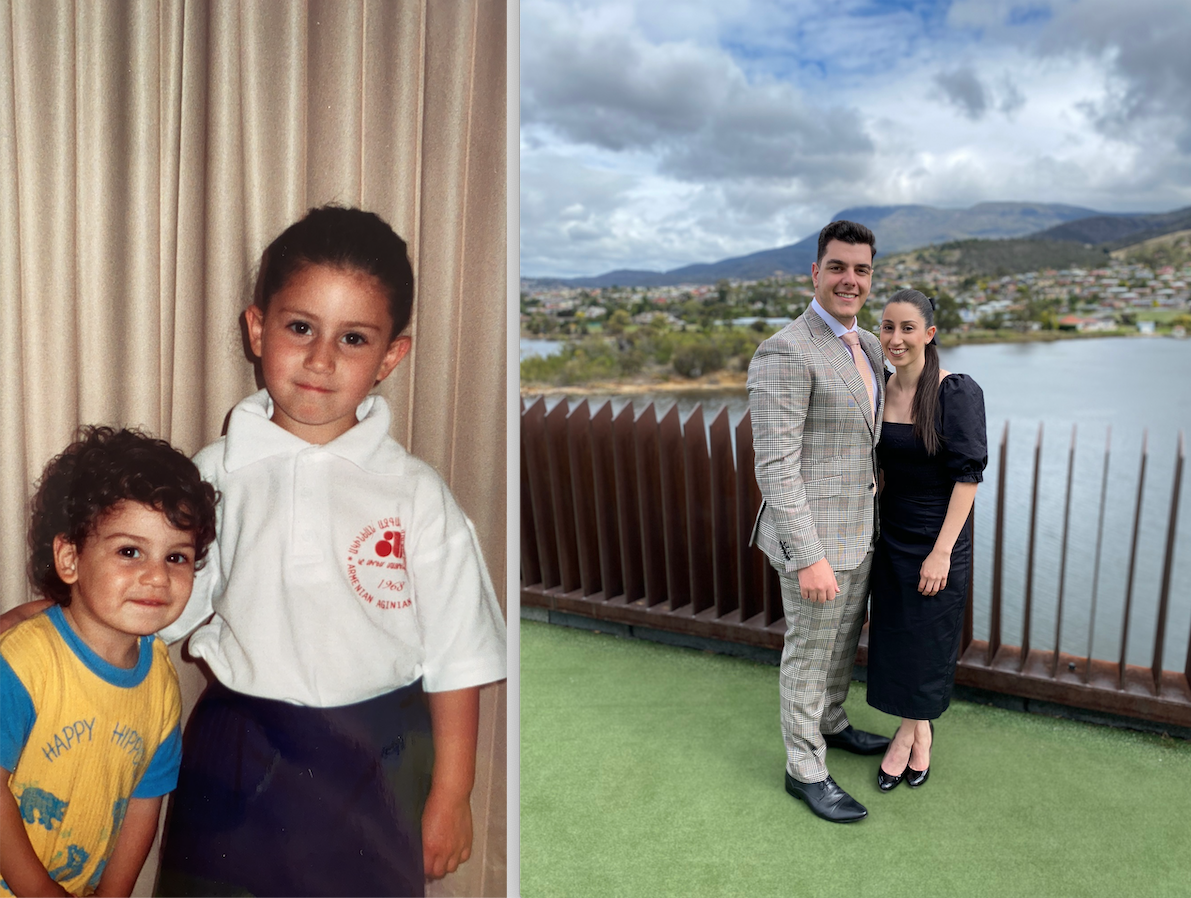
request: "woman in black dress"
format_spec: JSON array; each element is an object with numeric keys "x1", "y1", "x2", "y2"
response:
[{"x1": 867, "y1": 289, "x2": 987, "y2": 791}]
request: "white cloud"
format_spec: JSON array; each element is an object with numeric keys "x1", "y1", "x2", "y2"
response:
[
  {"x1": 521, "y1": 0, "x2": 1191, "y2": 278},
  {"x1": 519, "y1": 147, "x2": 797, "y2": 277},
  {"x1": 949, "y1": 0, "x2": 1191, "y2": 144},
  {"x1": 521, "y1": 1, "x2": 874, "y2": 183}
]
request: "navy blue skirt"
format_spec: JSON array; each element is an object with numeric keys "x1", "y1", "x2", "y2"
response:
[{"x1": 156, "y1": 678, "x2": 433, "y2": 897}]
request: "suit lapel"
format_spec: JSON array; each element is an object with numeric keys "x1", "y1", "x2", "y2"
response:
[
  {"x1": 805, "y1": 308, "x2": 876, "y2": 436},
  {"x1": 860, "y1": 331, "x2": 887, "y2": 444}
]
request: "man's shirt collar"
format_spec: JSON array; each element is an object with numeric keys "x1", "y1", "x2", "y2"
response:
[{"x1": 810, "y1": 297, "x2": 858, "y2": 339}]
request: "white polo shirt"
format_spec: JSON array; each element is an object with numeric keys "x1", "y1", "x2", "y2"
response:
[{"x1": 160, "y1": 390, "x2": 507, "y2": 707}]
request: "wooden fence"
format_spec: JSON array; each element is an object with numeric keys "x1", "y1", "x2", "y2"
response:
[{"x1": 520, "y1": 396, "x2": 1190, "y2": 728}]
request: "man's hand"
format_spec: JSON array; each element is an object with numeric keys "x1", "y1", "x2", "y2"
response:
[
  {"x1": 421, "y1": 787, "x2": 473, "y2": 881},
  {"x1": 797, "y1": 558, "x2": 839, "y2": 603}
]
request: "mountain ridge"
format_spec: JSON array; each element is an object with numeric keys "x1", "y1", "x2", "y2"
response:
[{"x1": 527, "y1": 203, "x2": 1189, "y2": 288}]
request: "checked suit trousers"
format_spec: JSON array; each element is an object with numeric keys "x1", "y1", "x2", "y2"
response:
[{"x1": 776, "y1": 550, "x2": 873, "y2": 783}]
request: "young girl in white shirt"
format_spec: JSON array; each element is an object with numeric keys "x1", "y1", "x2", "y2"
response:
[{"x1": 153, "y1": 205, "x2": 507, "y2": 897}]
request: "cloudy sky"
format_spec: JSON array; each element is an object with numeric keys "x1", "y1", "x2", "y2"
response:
[{"x1": 520, "y1": 0, "x2": 1191, "y2": 278}]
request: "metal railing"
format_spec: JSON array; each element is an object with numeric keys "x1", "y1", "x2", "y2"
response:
[{"x1": 520, "y1": 396, "x2": 1190, "y2": 727}]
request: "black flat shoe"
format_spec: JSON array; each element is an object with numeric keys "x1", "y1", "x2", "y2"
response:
[
  {"x1": 822, "y1": 725, "x2": 891, "y2": 755},
  {"x1": 906, "y1": 721, "x2": 934, "y2": 789},
  {"x1": 784, "y1": 772, "x2": 868, "y2": 823},
  {"x1": 877, "y1": 765, "x2": 906, "y2": 792}
]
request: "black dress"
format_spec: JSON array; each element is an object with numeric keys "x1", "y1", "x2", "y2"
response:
[{"x1": 866, "y1": 374, "x2": 987, "y2": 720}]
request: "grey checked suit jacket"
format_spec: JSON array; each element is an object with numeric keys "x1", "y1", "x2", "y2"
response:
[{"x1": 747, "y1": 307, "x2": 885, "y2": 574}]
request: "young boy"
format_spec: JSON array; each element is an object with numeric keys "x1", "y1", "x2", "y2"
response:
[{"x1": 0, "y1": 427, "x2": 217, "y2": 898}]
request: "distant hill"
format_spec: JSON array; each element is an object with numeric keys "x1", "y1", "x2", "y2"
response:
[
  {"x1": 900, "y1": 238, "x2": 1112, "y2": 277},
  {"x1": 893, "y1": 207, "x2": 1191, "y2": 276},
  {"x1": 1111, "y1": 228, "x2": 1191, "y2": 269},
  {"x1": 1034, "y1": 206, "x2": 1191, "y2": 248},
  {"x1": 841, "y1": 210, "x2": 1191, "y2": 278},
  {"x1": 845, "y1": 202, "x2": 1100, "y2": 251},
  {"x1": 531, "y1": 202, "x2": 1104, "y2": 288}
]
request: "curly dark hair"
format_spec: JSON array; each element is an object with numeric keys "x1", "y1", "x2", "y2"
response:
[
  {"x1": 27, "y1": 426, "x2": 219, "y2": 605},
  {"x1": 253, "y1": 205, "x2": 415, "y2": 340}
]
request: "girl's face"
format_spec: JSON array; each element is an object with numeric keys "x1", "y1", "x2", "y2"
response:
[
  {"x1": 880, "y1": 301, "x2": 936, "y2": 370},
  {"x1": 246, "y1": 264, "x2": 410, "y2": 444}
]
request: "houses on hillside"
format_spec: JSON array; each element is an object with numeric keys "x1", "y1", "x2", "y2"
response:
[{"x1": 521, "y1": 258, "x2": 1191, "y2": 334}]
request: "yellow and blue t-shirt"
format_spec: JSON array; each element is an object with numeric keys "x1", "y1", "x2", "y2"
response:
[{"x1": 0, "y1": 605, "x2": 181, "y2": 896}]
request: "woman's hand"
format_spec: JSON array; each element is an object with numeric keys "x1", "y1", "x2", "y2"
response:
[{"x1": 918, "y1": 548, "x2": 951, "y2": 596}]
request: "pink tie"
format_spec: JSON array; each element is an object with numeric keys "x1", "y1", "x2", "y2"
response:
[{"x1": 841, "y1": 330, "x2": 875, "y2": 419}]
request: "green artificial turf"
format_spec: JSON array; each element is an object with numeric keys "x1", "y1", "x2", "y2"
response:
[{"x1": 521, "y1": 620, "x2": 1191, "y2": 898}]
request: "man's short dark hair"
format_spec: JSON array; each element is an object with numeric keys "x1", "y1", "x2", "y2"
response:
[{"x1": 817, "y1": 220, "x2": 876, "y2": 264}]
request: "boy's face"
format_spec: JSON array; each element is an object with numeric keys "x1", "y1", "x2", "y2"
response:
[
  {"x1": 54, "y1": 501, "x2": 196, "y2": 664},
  {"x1": 245, "y1": 264, "x2": 411, "y2": 444}
]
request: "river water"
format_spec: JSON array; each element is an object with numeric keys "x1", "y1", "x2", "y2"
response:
[{"x1": 522, "y1": 336, "x2": 1191, "y2": 669}]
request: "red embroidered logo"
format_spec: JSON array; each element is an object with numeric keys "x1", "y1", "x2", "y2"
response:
[{"x1": 346, "y1": 518, "x2": 412, "y2": 612}]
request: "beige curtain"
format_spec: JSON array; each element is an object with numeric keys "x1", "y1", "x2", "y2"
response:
[{"x1": 0, "y1": 2, "x2": 507, "y2": 895}]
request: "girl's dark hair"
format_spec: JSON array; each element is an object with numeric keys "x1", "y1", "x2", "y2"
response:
[
  {"x1": 28, "y1": 426, "x2": 219, "y2": 605},
  {"x1": 253, "y1": 205, "x2": 415, "y2": 340},
  {"x1": 884, "y1": 289, "x2": 942, "y2": 455}
]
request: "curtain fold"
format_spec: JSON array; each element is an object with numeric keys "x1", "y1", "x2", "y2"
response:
[{"x1": 0, "y1": 3, "x2": 507, "y2": 895}]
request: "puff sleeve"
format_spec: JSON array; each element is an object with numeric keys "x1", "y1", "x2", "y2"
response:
[{"x1": 937, "y1": 374, "x2": 987, "y2": 483}]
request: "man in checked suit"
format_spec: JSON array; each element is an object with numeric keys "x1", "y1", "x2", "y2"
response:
[{"x1": 747, "y1": 220, "x2": 890, "y2": 823}]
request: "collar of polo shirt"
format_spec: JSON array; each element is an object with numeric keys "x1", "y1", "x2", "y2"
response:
[{"x1": 222, "y1": 389, "x2": 399, "y2": 474}]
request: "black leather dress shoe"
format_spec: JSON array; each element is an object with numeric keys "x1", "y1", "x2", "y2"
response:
[
  {"x1": 784, "y1": 772, "x2": 867, "y2": 823},
  {"x1": 822, "y1": 725, "x2": 891, "y2": 755},
  {"x1": 877, "y1": 766, "x2": 905, "y2": 792}
]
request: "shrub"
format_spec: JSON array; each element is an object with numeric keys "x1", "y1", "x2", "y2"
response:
[
  {"x1": 521, "y1": 338, "x2": 641, "y2": 385},
  {"x1": 671, "y1": 341, "x2": 724, "y2": 378}
]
